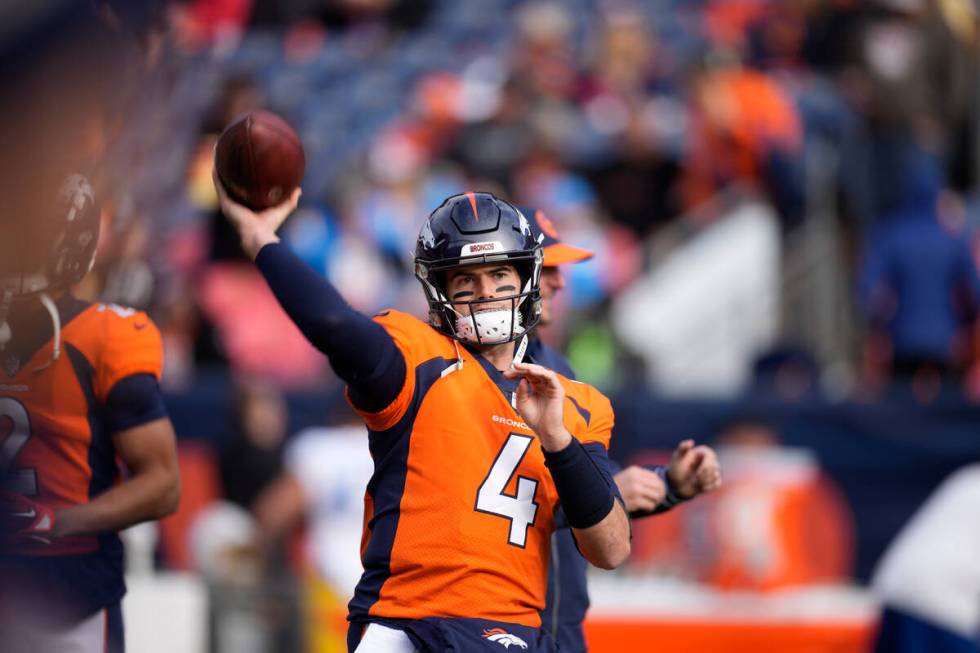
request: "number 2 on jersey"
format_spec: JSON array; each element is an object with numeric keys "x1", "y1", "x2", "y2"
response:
[
  {"x1": 476, "y1": 433, "x2": 539, "y2": 547},
  {"x1": 0, "y1": 397, "x2": 37, "y2": 495}
]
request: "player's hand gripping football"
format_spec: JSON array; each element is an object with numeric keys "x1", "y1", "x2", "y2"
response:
[
  {"x1": 503, "y1": 362, "x2": 572, "y2": 452},
  {"x1": 0, "y1": 489, "x2": 56, "y2": 546},
  {"x1": 667, "y1": 439, "x2": 722, "y2": 499},
  {"x1": 212, "y1": 169, "x2": 301, "y2": 260}
]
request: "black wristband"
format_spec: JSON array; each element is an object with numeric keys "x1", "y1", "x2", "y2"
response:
[
  {"x1": 543, "y1": 439, "x2": 616, "y2": 529},
  {"x1": 654, "y1": 465, "x2": 689, "y2": 509}
]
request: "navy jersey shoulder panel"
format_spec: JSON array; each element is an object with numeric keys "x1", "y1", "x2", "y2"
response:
[
  {"x1": 349, "y1": 355, "x2": 456, "y2": 620},
  {"x1": 65, "y1": 343, "x2": 118, "y2": 498},
  {"x1": 363, "y1": 355, "x2": 458, "y2": 468},
  {"x1": 65, "y1": 342, "x2": 125, "y2": 587},
  {"x1": 565, "y1": 395, "x2": 591, "y2": 428}
]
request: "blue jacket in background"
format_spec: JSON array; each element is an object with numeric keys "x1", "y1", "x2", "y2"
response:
[{"x1": 860, "y1": 152, "x2": 980, "y2": 365}]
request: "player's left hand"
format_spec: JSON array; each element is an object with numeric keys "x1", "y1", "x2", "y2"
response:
[
  {"x1": 0, "y1": 490, "x2": 57, "y2": 546},
  {"x1": 667, "y1": 440, "x2": 722, "y2": 499},
  {"x1": 503, "y1": 362, "x2": 572, "y2": 452}
]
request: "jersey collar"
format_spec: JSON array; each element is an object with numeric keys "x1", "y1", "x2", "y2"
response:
[{"x1": 465, "y1": 335, "x2": 541, "y2": 409}]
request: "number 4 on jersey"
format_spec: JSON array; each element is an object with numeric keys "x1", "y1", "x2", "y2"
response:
[{"x1": 476, "y1": 434, "x2": 539, "y2": 547}]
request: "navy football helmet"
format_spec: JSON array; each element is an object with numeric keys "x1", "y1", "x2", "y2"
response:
[
  {"x1": 0, "y1": 174, "x2": 100, "y2": 349},
  {"x1": 415, "y1": 192, "x2": 543, "y2": 345},
  {"x1": 3, "y1": 174, "x2": 100, "y2": 299}
]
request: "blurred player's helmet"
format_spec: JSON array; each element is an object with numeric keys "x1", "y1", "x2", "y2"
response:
[
  {"x1": 518, "y1": 206, "x2": 594, "y2": 266},
  {"x1": 415, "y1": 192, "x2": 543, "y2": 345},
  {"x1": 2, "y1": 174, "x2": 100, "y2": 300},
  {"x1": 0, "y1": 174, "x2": 100, "y2": 350}
]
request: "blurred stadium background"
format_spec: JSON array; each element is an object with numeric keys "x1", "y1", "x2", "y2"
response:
[{"x1": 3, "y1": 0, "x2": 980, "y2": 651}]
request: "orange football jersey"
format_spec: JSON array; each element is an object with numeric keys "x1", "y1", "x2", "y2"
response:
[
  {"x1": 0, "y1": 300, "x2": 163, "y2": 557},
  {"x1": 347, "y1": 310, "x2": 614, "y2": 627}
]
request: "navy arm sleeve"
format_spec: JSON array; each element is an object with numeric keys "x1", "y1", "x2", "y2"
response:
[
  {"x1": 105, "y1": 374, "x2": 168, "y2": 434},
  {"x1": 254, "y1": 242, "x2": 406, "y2": 412},
  {"x1": 545, "y1": 442, "x2": 626, "y2": 528}
]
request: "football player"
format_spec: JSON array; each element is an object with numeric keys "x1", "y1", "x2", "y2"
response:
[
  {"x1": 522, "y1": 207, "x2": 722, "y2": 652},
  {"x1": 214, "y1": 179, "x2": 631, "y2": 653},
  {"x1": 0, "y1": 176, "x2": 180, "y2": 653}
]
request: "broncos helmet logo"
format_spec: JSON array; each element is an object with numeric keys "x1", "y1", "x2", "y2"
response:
[
  {"x1": 516, "y1": 209, "x2": 531, "y2": 237},
  {"x1": 482, "y1": 628, "x2": 529, "y2": 649},
  {"x1": 418, "y1": 218, "x2": 437, "y2": 249},
  {"x1": 59, "y1": 174, "x2": 96, "y2": 223}
]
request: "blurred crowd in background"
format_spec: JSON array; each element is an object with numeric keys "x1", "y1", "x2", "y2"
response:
[{"x1": 87, "y1": 0, "x2": 980, "y2": 402}]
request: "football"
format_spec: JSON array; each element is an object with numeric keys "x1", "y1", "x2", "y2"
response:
[{"x1": 214, "y1": 110, "x2": 305, "y2": 210}]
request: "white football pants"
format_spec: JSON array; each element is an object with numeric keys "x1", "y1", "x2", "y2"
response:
[{"x1": 354, "y1": 622, "x2": 418, "y2": 653}]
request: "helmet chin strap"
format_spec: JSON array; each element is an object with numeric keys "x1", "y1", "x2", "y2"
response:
[
  {"x1": 0, "y1": 288, "x2": 61, "y2": 373},
  {"x1": 33, "y1": 293, "x2": 61, "y2": 372},
  {"x1": 0, "y1": 287, "x2": 13, "y2": 350}
]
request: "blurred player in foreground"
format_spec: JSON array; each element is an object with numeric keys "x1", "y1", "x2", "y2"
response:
[
  {"x1": 523, "y1": 208, "x2": 722, "y2": 651},
  {"x1": 215, "y1": 180, "x2": 631, "y2": 653},
  {"x1": 872, "y1": 463, "x2": 980, "y2": 653},
  {"x1": 0, "y1": 178, "x2": 180, "y2": 652}
]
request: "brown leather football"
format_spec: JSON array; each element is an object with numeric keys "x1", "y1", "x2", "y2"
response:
[{"x1": 214, "y1": 110, "x2": 305, "y2": 210}]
